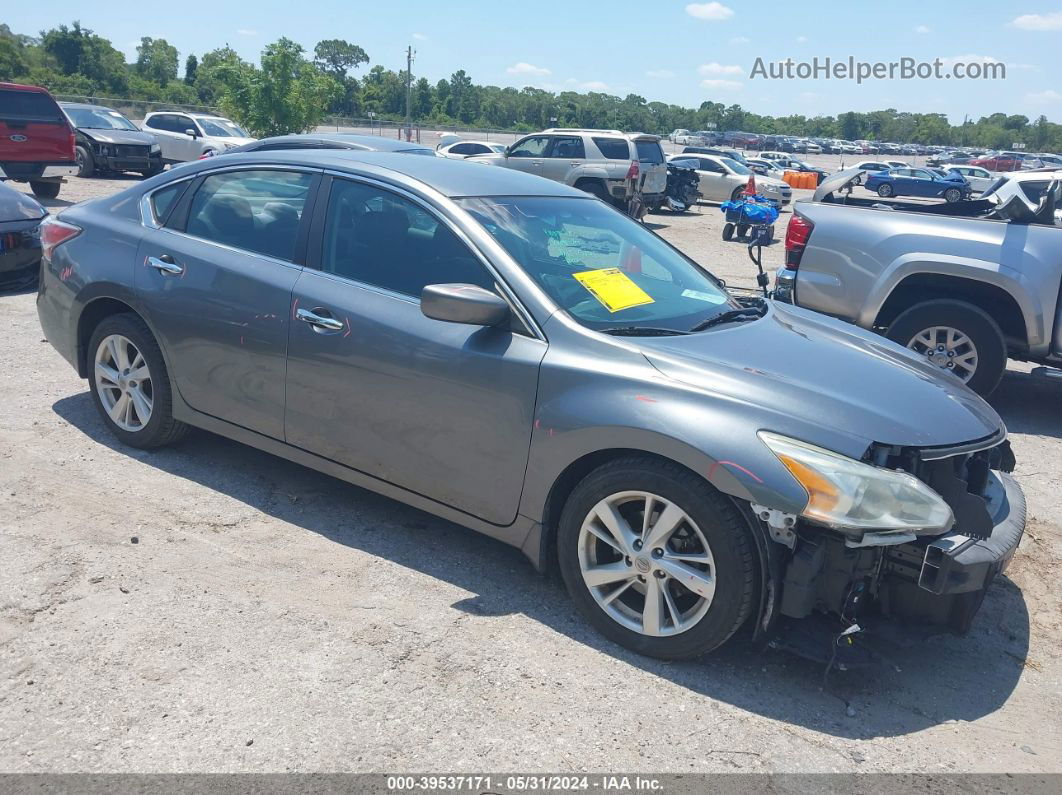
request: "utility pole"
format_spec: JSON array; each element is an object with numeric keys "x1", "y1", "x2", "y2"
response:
[{"x1": 405, "y1": 45, "x2": 415, "y2": 142}]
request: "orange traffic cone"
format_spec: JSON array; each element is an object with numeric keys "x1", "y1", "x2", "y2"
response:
[{"x1": 743, "y1": 174, "x2": 757, "y2": 196}]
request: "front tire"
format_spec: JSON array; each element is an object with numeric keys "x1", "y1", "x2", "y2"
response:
[
  {"x1": 75, "y1": 146, "x2": 95, "y2": 178},
  {"x1": 557, "y1": 457, "x2": 756, "y2": 660},
  {"x1": 885, "y1": 299, "x2": 1007, "y2": 396},
  {"x1": 88, "y1": 314, "x2": 188, "y2": 448},
  {"x1": 943, "y1": 187, "x2": 962, "y2": 204}
]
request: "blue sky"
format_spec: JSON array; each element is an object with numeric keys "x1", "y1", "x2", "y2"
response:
[{"x1": 6, "y1": 1, "x2": 1062, "y2": 123}]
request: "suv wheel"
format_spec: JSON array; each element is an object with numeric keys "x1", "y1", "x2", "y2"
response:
[
  {"x1": 885, "y1": 299, "x2": 1007, "y2": 396},
  {"x1": 88, "y1": 314, "x2": 189, "y2": 448},
  {"x1": 576, "y1": 179, "x2": 611, "y2": 203},
  {"x1": 557, "y1": 457, "x2": 755, "y2": 660}
]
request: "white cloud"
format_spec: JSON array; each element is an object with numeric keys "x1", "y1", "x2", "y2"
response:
[
  {"x1": 795, "y1": 35, "x2": 808, "y2": 43},
  {"x1": 506, "y1": 62, "x2": 551, "y2": 77},
  {"x1": 236, "y1": 28, "x2": 258, "y2": 36},
  {"x1": 799, "y1": 91, "x2": 819, "y2": 100},
  {"x1": 580, "y1": 81, "x2": 609, "y2": 91},
  {"x1": 939, "y1": 54, "x2": 1002, "y2": 67},
  {"x1": 646, "y1": 69, "x2": 675, "y2": 79},
  {"x1": 914, "y1": 25, "x2": 931, "y2": 34},
  {"x1": 729, "y1": 36, "x2": 750, "y2": 45},
  {"x1": 1010, "y1": 11, "x2": 1062, "y2": 31},
  {"x1": 701, "y1": 78, "x2": 742, "y2": 90},
  {"x1": 412, "y1": 33, "x2": 427, "y2": 41},
  {"x1": 698, "y1": 62, "x2": 743, "y2": 76},
  {"x1": 685, "y1": 2, "x2": 734, "y2": 21},
  {"x1": 1027, "y1": 89, "x2": 1062, "y2": 103}
]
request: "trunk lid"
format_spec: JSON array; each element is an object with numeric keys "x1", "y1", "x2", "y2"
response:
[{"x1": 633, "y1": 136, "x2": 667, "y2": 195}]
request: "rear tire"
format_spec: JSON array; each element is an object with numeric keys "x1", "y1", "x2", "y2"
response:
[
  {"x1": 29, "y1": 180, "x2": 60, "y2": 200},
  {"x1": 885, "y1": 299, "x2": 1007, "y2": 396},
  {"x1": 576, "y1": 179, "x2": 611, "y2": 203},
  {"x1": 877, "y1": 183, "x2": 894, "y2": 198},
  {"x1": 556, "y1": 456, "x2": 756, "y2": 660},
  {"x1": 87, "y1": 314, "x2": 189, "y2": 449},
  {"x1": 75, "y1": 146, "x2": 95, "y2": 178}
]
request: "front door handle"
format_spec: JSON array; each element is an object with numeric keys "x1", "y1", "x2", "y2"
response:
[
  {"x1": 296, "y1": 307, "x2": 344, "y2": 332},
  {"x1": 146, "y1": 254, "x2": 184, "y2": 275}
]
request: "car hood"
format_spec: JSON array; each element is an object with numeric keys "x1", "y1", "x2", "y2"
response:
[
  {"x1": 217, "y1": 137, "x2": 256, "y2": 148},
  {"x1": 81, "y1": 128, "x2": 158, "y2": 146},
  {"x1": 635, "y1": 302, "x2": 1002, "y2": 450}
]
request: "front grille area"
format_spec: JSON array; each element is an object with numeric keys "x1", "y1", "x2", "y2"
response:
[
  {"x1": 881, "y1": 439, "x2": 1015, "y2": 540},
  {"x1": 112, "y1": 144, "x2": 150, "y2": 158}
]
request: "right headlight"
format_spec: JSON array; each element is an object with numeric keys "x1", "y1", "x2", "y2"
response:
[{"x1": 758, "y1": 431, "x2": 953, "y2": 533}]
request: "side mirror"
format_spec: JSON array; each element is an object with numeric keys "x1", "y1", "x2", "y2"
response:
[
  {"x1": 185, "y1": 128, "x2": 198, "y2": 138},
  {"x1": 421, "y1": 284, "x2": 510, "y2": 327}
]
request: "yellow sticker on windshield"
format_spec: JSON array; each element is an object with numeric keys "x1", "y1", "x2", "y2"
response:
[{"x1": 573, "y1": 268, "x2": 655, "y2": 313}]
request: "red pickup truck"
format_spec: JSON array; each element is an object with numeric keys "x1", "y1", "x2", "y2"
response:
[{"x1": 0, "y1": 82, "x2": 77, "y2": 200}]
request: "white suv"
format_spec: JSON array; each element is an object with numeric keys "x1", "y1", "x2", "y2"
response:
[
  {"x1": 471, "y1": 128, "x2": 668, "y2": 210},
  {"x1": 141, "y1": 112, "x2": 255, "y2": 163}
]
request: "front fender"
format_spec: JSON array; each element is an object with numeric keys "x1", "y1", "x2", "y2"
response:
[{"x1": 517, "y1": 347, "x2": 811, "y2": 525}]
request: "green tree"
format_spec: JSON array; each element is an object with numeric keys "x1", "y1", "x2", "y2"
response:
[
  {"x1": 135, "y1": 37, "x2": 178, "y2": 85},
  {"x1": 39, "y1": 21, "x2": 128, "y2": 93},
  {"x1": 0, "y1": 35, "x2": 28, "y2": 79},
  {"x1": 184, "y1": 54, "x2": 198, "y2": 85},
  {"x1": 215, "y1": 38, "x2": 341, "y2": 136},
  {"x1": 313, "y1": 39, "x2": 368, "y2": 79}
]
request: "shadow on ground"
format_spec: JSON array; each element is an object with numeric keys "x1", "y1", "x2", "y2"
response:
[
  {"x1": 992, "y1": 367, "x2": 1062, "y2": 439},
  {"x1": 53, "y1": 391, "x2": 1033, "y2": 740}
]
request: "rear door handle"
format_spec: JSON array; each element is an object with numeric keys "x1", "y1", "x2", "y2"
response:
[
  {"x1": 296, "y1": 307, "x2": 344, "y2": 332},
  {"x1": 146, "y1": 255, "x2": 184, "y2": 275}
]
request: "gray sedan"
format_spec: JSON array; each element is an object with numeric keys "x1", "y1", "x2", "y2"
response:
[{"x1": 36, "y1": 152, "x2": 1023, "y2": 659}]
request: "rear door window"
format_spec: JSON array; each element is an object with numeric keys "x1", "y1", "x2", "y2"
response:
[
  {"x1": 0, "y1": 89, "x2": 63, "y2": 122},
  {"x1": 592, "y1": 138, "x2": 631, "y2": 160},
  {"x1": 151, "y1": 181, "x2": 190, "y2": 225},
  {"x1": 549, "y1": 137, "x2": 585, "y2": 158},
  {"x1": 184, "y1": 169, "x2": 314, "y2": 261}
]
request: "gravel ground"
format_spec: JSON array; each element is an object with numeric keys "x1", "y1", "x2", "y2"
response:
[{"x1": 1, "y1": 173, "x2": 1060, "y2": 774}]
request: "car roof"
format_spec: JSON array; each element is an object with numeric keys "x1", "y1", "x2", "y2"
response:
[
  {"x1": 186, "y1": 150, "x2": 587, "y2": 198},
  {"x1": 236, "y1": 134, "x2": 432, "y2": 153},
  {"x1": 58, "y1": 101, "x2": 116, "y2": 111}
]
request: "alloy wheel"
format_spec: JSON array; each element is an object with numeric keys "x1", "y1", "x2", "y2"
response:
[
  {"x1": 577, "y1": 490, "x2": 716, "y2": 637},
  {"x1": 94, "y1": 334, "x2": 154, "y2": 431},
  {"x1": 907, "y1": 325, "x2": 978, "y2": 383}
]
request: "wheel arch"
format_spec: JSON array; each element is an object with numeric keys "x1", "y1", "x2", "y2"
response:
[
  {"x1": 874, "y1": 273, "x2": 1028, "y2": 353},
  {"x1": 75, "y1": 296, "x2": 162, "y2": 378}
]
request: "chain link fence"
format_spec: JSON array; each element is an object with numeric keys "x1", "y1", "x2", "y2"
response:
[{"x1": 52, "y1": 95, "x2": 529, "y2": 147}]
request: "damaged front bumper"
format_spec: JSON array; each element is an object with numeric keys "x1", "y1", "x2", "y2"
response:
[{"x1": 880, "y1": 470, "x2": 1025, "y2": 632}]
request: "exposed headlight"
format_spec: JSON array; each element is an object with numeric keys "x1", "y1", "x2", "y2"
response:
[
  {"x1": 758, "y1": 432, "x2": 953, "y2": 533},
  {"x1": 150, "y1": 143, "x2": 161, "y2": 153}
]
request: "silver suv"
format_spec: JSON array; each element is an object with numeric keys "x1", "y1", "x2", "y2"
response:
[{"x1": 472, "y1": 128, "x2": 667, "y2": 209}]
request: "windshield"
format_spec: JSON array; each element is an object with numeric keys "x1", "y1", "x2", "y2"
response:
[
  {"x1": 720, "y1": 157, "x2": 751, "y2": 175},
  {"x1": 64, "y1": 107, "x2": 138, "y2": 131},
  {"x1": 197, "y1": 117, "x2": 249, "y2": 137},
  {"x1": 457, "y1": 196, "x2": 736, "y2": 333}
]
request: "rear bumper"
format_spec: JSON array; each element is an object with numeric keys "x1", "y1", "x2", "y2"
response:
[
  {"x1": 773, "y1": 267, "x2": 797, "y2": 303},
  {"x1": 0, "y1": 219, "x2": 43, "y2": 276},
  {"x1": 0, "y1": 162, "x2": 77, "y2": 181}
]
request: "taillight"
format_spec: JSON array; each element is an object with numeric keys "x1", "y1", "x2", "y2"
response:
[
  {"x1": 40, "y1": 216, "x2": 82, "y2": 260},
  {"x1": 67, "y1": 126, "x2": 76, "y2": 157},
  {"x1": 784, "y1": 214, "x2": 813, "y2": 269},
  {"x1": 625, "y1": 160, "x2": 640, "y2": 180}
]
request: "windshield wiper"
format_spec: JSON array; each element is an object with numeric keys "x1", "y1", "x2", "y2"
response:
[
  {"x1": 602, "y1": 326, "x2": 690, "y2": 337},
  {"x1": 688, "y1": 306, "x2": 766, "y2": 332}
]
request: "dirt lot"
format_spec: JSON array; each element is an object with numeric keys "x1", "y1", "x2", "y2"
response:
[{"x1": 1, "y1": 173, "x2": 1061, "y2": 774}]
